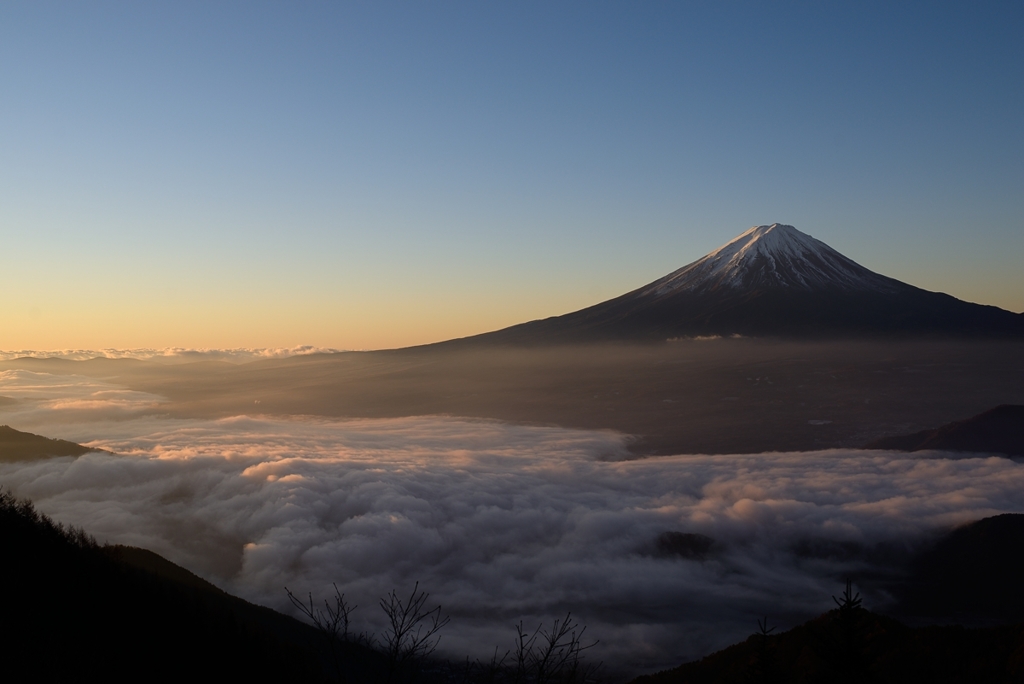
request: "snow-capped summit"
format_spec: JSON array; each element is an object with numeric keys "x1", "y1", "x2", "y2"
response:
[{"x1": 644, "y1": 223, "x2": 897, "y2": 295}]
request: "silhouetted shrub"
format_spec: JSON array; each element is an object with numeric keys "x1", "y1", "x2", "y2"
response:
[{"x1": 511, "y1": 613, "x2": 599, "y2": 684}]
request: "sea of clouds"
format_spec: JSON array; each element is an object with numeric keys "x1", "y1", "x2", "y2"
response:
[{"x1": 2, "y1": 369, "x2": 1023, "y2": 674}]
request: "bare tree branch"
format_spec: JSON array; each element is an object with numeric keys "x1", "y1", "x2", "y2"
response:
[
  {"x1": 379, "y1": 581, "x2": 451, "y2": 681},
  {"x1": 512, "y1": 613, "x2": 599, "y2": 684},
  {"x1": 286, "y1": 584, "x2": 358, "y2": 682}
]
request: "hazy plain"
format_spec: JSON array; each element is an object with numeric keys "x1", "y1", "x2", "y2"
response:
[{"x1": 4, "y1": 338, "x2": 1022, "y2": 455}]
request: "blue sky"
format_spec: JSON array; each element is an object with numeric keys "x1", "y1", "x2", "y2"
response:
[{"x1": 2, "y1": 1, "x2": 1022, "y2": 349}]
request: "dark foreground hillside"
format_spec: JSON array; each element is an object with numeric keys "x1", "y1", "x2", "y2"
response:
[
  {"x1": 633, "y1": 515, "x2": 1024, "y2": 684},
  {"x1": 892, "y1": 514, "x2": 1024, "y2": 626},
  {"x1": 1, "y1": 485, "x2": 605, "y2": 684},
  {"x1": 630, "y1": 610, "x2": 1024, "y2": 684},
  {"x1": 0, "y1": 489, "x2": 383, "y2": 683}
]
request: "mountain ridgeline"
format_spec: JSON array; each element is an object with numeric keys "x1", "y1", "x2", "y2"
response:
[
  {"x1": 866, "y1": 405, "x2": 1024, "y2": 457},
  {"x1": 457, "y1": 224, "x2": 1024, "y2": 344},
  {"x1": 0, "y1": 488, "x2": 380, "y2": 682},
  {"x1": 0, "y1": 424, "x2": 102, "y2": 462},
  {"x1": 632, "y1": 514, "x2": 1024, "y2": 684}
]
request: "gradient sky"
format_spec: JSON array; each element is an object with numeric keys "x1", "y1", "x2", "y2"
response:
[{"x1": 2, "y1": 1, "x2": 1022, "y2": 350}]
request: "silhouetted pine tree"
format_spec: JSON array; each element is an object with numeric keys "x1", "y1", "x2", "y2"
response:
[
  {"x1": 822, "y1": 578, "x2": 868, "y2": 683},
  {"x1": 747, "y1": 616, "x2": 779, "y2": 684}
]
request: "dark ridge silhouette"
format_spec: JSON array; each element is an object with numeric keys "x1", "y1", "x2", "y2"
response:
[
  {"x1": 434, "y1": 224, "x2": 1024, "y2": 347},
  {"x1": 2, "y1": 488, "x2": 599, "y2": 684},
  {"x1": 0, "y1": 489, "x2": 383, "y2": 683},
  {"x1": 0, "y1": 424, "x2": 103, "y2": 462},
  {"x1": 892, "y1": 514, "x2": 1024, "y2": 625},
  {"x1": 864, "y1": 405, "x2": 1024, "y2": 456},
  {"x1": 635, "y1": 516, "x2": 1024, "y2": 684},
  {"x1": 629, "y1": 610, "x2": 1024, "y2": 684}
]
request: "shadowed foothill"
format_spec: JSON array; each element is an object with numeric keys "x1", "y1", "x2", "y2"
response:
[
  {"x1": 864, "y1": 405, "x2": 1024, "y2": 457},
  {"x1": 0, "y1": 424, "x2": 102, "y2": 462},
  {"x1": 892, "y1": 514, "x2": 1024, "y2": 625},
  {"x1": 1, "y1": 486, "x2": 601, "y2": 684},
  {"x1": 628, "y1": 609, "x2": 1024, "y2": 684},
  {"x1": 632, "y1": 515, "x2": 1024, "y2": 684},
  {"x1": 0, "y1": 488, "x2": 384, "y2": 683}
]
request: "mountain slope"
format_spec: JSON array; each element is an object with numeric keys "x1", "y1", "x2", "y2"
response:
[
  {"x1": 459, "y1": 224, "x2": 1024, "y2": 344},
  {"x1": 641, "y1": 223, "x2": 900, "y2": 295},
  {"x1": 0, "y1": 424, "x2": 103, "y2": 462},
  {"x1": 893, "y1": 513, "x2": 1024, "y2": 625},
  {"x1": 0, "y1": 489, "x2": 383, "y2": 682},
  {"x1": 629, "y1": 610, "x2": 1024, "y2": 684},
  {"x1": 865, "y1": 405, "x2": 1024, "y2": 456},
  {"x1": 632, "y1": 514, "x2": 1024, "y2": 684}
]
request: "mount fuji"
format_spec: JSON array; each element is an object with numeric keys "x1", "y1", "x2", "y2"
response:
[{"x1": 463, "y1": 223, "x2": 1024, "y2": 343}]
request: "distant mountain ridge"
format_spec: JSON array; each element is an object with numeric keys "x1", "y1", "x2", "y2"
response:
[
  {"x1": 865, "y1": 405, "x2": 1024, "y2": 457},
  {"x1": 456, "y1": 224, "x2": 1024, "y2": 344}
]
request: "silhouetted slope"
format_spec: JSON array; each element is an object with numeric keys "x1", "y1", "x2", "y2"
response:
[
  {"x1": 0, "y1": 424, "x2": 101, "y2": 462},
  {"x1": 893, "y1": 514, "x2": 1024, "y2": 625},
  {"x1": 0, "y1": 490, "x2": 381, "y2": 683},
  {"x1": 634, "y1": 515, "x2": 1024, "y2": 684},
  {"x1": 630, "y1": 610, "x2": 1024, "y2": 684},
  {"x1": 865, "y1": 405, "x2": 1024, "y2": 456},
  {"x1": 447, "y1": 224, "x2": 1024, "y2": 345}
]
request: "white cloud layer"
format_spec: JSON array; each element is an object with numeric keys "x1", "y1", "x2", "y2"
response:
[
  {"x1": 3, "y1": 373, "x2": 1024, "y2": 674},
  {"x1": 0, "y1": 370, "x2": 165, "y2": 426}
]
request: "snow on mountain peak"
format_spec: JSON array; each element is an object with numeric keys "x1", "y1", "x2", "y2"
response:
[{"x1": 643, "y1": 224, "x2": 899, "y2": 296}]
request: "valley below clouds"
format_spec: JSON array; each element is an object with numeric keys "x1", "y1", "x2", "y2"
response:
[{"x1": 3, "y1": 369, "x2": 1024, "y2": 673}]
